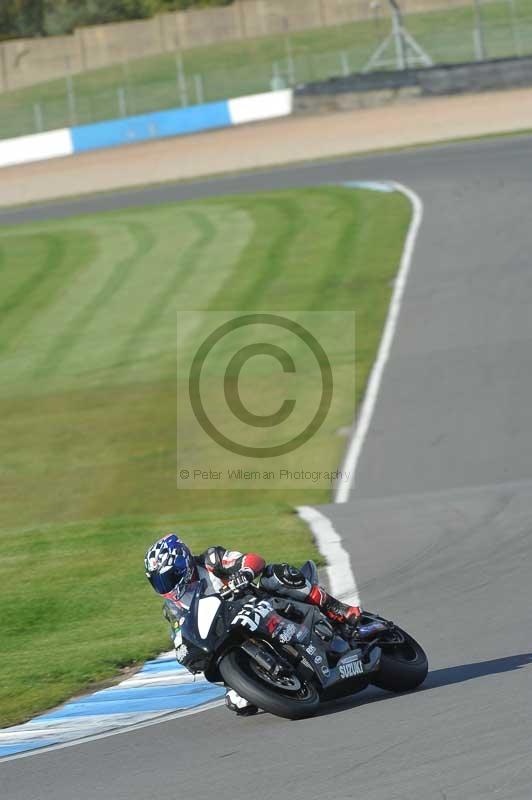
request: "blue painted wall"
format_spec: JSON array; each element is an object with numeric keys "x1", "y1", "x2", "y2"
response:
[{"x1": 71, "y1": 101, "x2": 231, "y2": 153}]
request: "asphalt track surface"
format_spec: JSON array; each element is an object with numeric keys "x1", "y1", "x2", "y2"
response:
[{"x1": 2, "y1": 135, "x2": 532, "y2": 799}]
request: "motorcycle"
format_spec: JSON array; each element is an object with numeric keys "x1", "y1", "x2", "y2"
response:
[{"x1": 177, "y1": 560, "x2": 428, "y2": 720}]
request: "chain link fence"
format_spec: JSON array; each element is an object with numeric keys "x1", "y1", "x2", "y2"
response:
[{"x1": 1, "y1": 0, "x2": 532, "y2": 140}]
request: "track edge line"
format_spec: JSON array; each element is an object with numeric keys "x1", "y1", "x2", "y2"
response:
[{"x1": 334, "y1": 181, "x2": 424, "y2": 503}]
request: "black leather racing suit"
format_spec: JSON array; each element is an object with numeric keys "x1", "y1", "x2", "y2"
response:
[{"x1": 162, "y1": 547, "x2": 360, "y2": 649}]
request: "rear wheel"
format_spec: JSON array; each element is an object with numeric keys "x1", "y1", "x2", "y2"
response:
[
  {"x1": 219, "y1": 647, "x2": 319, "y2": 720},
  {"x1": 371, "y1": 629, "x2": 428, "y2": 692}
]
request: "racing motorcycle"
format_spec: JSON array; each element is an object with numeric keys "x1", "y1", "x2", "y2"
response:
[{"x1": 177, "y1": 560, "x2": 428, "y2": 720}]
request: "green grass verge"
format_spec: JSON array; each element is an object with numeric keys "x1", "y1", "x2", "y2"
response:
[
  {"x1": 0, "y1": 186, "x2": 410, "y2": 726},
  {"x1": 1, "y1": 0, "x2": 532, "y2": 139}
]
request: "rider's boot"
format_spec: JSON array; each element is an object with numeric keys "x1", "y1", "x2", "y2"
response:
[
  {"x1": 259, "y1": 564, "x2": 361, "y2": 626},
  {"x1": 308, "y1": 585, "x2": 361, "y2": 626},
  {"x1": 225, "y1": 689, "x2": 259, "y2": 717}
]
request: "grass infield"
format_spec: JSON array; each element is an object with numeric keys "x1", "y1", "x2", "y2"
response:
[{"x1": 0, "y1": 186, "x2": 410, "y2": 726}]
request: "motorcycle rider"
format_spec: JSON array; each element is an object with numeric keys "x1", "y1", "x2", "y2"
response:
[{"x1": 144, "y1": 533, "x2": 361, "y2": 716}]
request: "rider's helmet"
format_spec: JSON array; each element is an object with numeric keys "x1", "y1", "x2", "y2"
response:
[{"x1": 144, "y1": 534, "x2": 195, "y2": 597}]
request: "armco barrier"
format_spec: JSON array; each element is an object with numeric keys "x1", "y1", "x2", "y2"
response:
[
  {"x1": 0, "y1": 89, "x2": 293, "y2": 169},
  {"x1": 294, "y1": 56, "x2": 532, "y2": 113},
  {"x1": 228, "y1": 90, "x2": 293, "y2": 125},
  {"x1": 70, "y1": 101, "x2": 231, "y2": 153},
  {"x1": 0, "y1": 128, "x2": 73, "y2": 168}
]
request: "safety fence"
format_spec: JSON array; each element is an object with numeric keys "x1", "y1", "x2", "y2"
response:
[
  {"x1": 1, "y1": 0, "x2": 532, "y2": 141},
  {"x1": 0, "y1": 0, "x2": 485, "y2": 92}
]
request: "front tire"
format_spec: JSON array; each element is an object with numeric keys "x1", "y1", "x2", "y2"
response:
[
  {"x1": 371, "y1": 629, "x2": 428, "y2": 692},
  {"x1": 219, "y1": 648, "x2": 319, "y2": 720}
]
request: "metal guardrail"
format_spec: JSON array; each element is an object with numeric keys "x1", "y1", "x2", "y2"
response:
[
  {"x1": 1, "y1": 5, "x2": 532, "y2": 141},
  {"x1": 293, "y1": 54, "x2": 532, "y2": 109},
  {"x1": 0, "y1": 90, "x2": 294, "y2": 169}
]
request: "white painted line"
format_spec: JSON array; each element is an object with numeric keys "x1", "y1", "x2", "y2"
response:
[
  {"x1": 297, "y1": 506, "x2": 360, "y2": 606},
  {"x1": 299, "y1": 181, "x2": 423, "y2": 605},
  {"x1": 335, "y1": 181, "x2": 424, "y2": 503},
  {"x1": 118, "y1": 674, "x2": 197, "y2": 688}
]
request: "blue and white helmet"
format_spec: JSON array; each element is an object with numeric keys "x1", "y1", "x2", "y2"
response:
[{"x1": 144, "y1": 534, "x2": 195, "y2": 597}]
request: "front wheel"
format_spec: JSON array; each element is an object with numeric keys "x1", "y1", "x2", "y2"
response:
[
  {"x1": 219, "y1": 647, "x2": 319, "y2": 720},
  {"x1": 371, "y1": 629, "x2": 428, "y2": 692}
]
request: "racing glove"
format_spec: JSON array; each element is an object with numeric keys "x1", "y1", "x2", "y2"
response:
[{"x1": 224, "y1": 570, "x2": 254, "y2": 596}]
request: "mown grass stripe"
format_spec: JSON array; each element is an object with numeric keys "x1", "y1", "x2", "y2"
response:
[
  {"x1": 0, "y1": 235, "x2": 64, "y2": 317},
  {"x1": 0, "y1": 229, "x2": 99, "y2": 372},
  {"x1": 0, "y1": 234, "x2": 66, "y2": 356},
  {"x1": 309, "y1": 189, "x2": 364, "y2": 310},
  {"x1": 32, "y1": 221, "x2": 156, "y2": 379},
  {"x1": 208, "y1": 196, "x2": 301, "y2": 312},
  {"x1": 110, "y1": 210, "x2": 216, "y2": 377},
  {"x1": 236, "y1": 197, "x2": 303, "y2": 310}
]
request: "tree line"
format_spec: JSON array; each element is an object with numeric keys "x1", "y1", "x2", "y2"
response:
[{"x1": 0, "y1": 0, "x2": 233, "y2": 40}]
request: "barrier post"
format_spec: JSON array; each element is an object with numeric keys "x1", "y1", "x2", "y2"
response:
[
  {"x1": 33, "y1": 103, "x2": 44, "y2": 133},
  {"x1": 472, "y1": 0, "x2": 487, "y2": 60},
  {"x1": 65, "y1": 69, "x2": 77, "y2": 125},
  {"x1": 340, "y1": 51, "x2": 350, "y2": 76},
  {"x1": 283, "y1": 19, "x2": 296, "y2": 86},
  {"x1": 194, "y1": 74, "x2": 204, "y2": 105},
  {"x1": 508, "y1": 0, "x2": 523, "y2": 56},
  {"x1": 176, "y1": 51, "x2": 188, "y2": 107},
  {"x1": 0, "y1": 43, "x2": 7, "y2": 92},
  {"x1": 271, "y1": 62, "x2": 285, "y2": 90},
  {"x1": 117, "y1": 87, "x2": 127, "y2": 117}
]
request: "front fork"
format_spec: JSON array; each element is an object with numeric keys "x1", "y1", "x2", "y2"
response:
[{"x1": 240, "y1": 638, "x2": 313, "y2": 683}]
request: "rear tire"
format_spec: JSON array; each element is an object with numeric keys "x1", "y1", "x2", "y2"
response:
[
  {"x1": 371, "y1": 629, "x2": 428, "y2": 692},
  {"x1": 219, "y1": 648, "x2": 319, "y2": 720}
]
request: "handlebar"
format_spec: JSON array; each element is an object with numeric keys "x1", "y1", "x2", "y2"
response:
[{"x1": 219, "y1": 578, "x2": 260, "y2": 600}]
